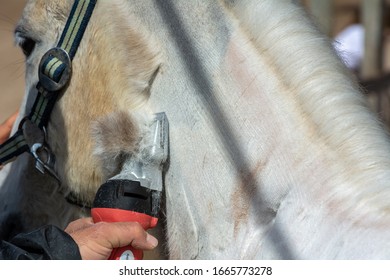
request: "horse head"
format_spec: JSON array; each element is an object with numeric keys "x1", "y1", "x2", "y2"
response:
[{"x1": 0, "y1": 0, "x2": 160, "y2": 241}]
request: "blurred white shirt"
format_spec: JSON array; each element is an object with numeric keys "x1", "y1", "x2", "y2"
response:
[{"x1": 333, "y1": 24, "x2": 365, "y2": 70}]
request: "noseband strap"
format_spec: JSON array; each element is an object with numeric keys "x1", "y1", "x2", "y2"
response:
[{"x1": 0, "y1": 0, "x2": 97, "y2": 179}]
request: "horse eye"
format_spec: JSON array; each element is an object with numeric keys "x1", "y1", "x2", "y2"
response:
[{"x1": 19, "y1": 37, "x2": 36, "y2": 58}]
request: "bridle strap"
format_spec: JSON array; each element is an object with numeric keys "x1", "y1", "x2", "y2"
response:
[
  {"x1": 0, "y1": 0, "x2": 97, "y2": 174},
  {"x1": 0, "y1": 130, "x2": 29, "y2": 165},
  {"x1": 58, "y1": 0, "x2": 97, "y2": 60}
]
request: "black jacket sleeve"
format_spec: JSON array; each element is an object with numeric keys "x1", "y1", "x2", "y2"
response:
[{"x1": 0, "y1": 225, "x2": 82, "y2": 260}]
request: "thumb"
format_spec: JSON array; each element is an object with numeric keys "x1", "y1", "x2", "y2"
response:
[{"x1": 103, "y1": 222, "x2": 159, "y2": 250}]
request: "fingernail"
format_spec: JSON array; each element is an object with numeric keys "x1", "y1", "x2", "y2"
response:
[{"x1": 146, "y1": 233, "x2": 158, "y2": 248}]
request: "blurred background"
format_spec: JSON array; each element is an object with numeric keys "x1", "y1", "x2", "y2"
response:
[
  {"x1": 301, "y1": 0, "x2": 390, "y2": 131},
  {"x1": 0, "y1": 0, "x2": 26, "y2": 123},
  {"x1": 1, "y1": 0, "x2": 390, "y2": 129}
]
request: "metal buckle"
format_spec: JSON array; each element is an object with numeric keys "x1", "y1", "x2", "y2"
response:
[
  {"x1": 18, "y1": 117, "x2": 60, "y2": 183},
  {"x1": 31, "y1": 143, "x2": 60, "y2": 183},
  {"x1": 38, "y1": 47, "x2": 72, "y2": 92},
  {"x1": 28, "y1": 125, "x2": 60, "y2": 183}
]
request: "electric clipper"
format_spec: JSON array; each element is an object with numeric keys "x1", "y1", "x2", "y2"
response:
[{"x1": 91, "y1": 112, "x2": 169, "y2": 260}]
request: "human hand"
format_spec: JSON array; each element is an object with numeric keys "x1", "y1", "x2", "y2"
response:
[
  {"x1": 65, "y1": 217, "x2": 158, "y2": 260},
  {"x1": 0, "y1": 111, "x2": 18, "y2": 144}
]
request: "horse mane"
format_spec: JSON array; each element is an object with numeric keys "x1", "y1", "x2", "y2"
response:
[{"x1": 224, "y1": 0, "x2": 390, "y2": 218}]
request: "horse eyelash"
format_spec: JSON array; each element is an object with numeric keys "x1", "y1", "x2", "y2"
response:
[{"x1": 15, "y1": 33, "x2": 36, "y2": 58}]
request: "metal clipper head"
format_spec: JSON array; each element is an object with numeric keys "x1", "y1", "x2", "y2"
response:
[
  {"x1": 109, "y1": 112, "x2": 169, "y2": 192},
  {"x1": 147, "y1": 112, "x2": 169, "y2": 167}
]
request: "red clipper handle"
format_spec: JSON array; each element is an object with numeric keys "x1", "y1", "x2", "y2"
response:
[{"x1": 91, "y1": 208, "x2": 158, "y2": 260}]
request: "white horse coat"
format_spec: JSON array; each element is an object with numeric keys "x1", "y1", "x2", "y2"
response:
[{"x1": 0, "y1": 0, "x2": 389, "y2": 259}]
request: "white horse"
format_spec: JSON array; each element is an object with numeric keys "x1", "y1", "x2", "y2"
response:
[{"x1": 1, "y1": 0, "x2": 390, "y2": 259}]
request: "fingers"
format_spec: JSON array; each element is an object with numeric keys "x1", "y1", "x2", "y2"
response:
[
  {"x1": 66, "y1": 219, "x2": 158, "y2": 260},
  {"x1": 0, "y1": 111, "x2": 18, "y2": 144},
  {"x1": 4, "y1": 111, "x2": 19, "y2": 129},
  {"x1": 99, "y1": 222, "x2": 158, "y2": 250},
  {"x1": 64, "y1": 217, "x2": 94, "y2": 234}
]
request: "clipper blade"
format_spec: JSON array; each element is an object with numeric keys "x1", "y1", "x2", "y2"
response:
[
  {"x1": 149, "y1": 112, "x2": 169, "y2": 166},
  {"x1": 109, "y1": 112, "x2": 169, "y2": 192}
]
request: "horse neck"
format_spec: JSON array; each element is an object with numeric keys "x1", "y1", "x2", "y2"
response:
[{"x1": 158, "y1": 0, "x2": 390, "y2": 259}]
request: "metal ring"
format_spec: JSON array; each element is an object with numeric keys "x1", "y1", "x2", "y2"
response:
[
  {"x1": 31, "y1": 143, "x2": 50, "y2": 167},
  {"x1": 38, "y1": 47, "x2": 72, "y2": 92},
  {"x1": 30, "y1": 143, "x2": 60, "y2": 183}
]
